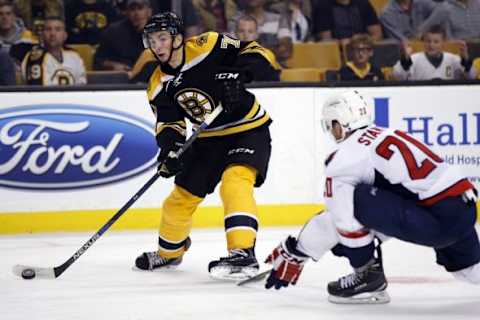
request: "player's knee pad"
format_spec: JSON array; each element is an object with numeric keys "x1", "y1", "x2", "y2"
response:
[
  {"x1": 220, "y1": 165, "x2": 258, "y2": 250},
  {"x1": 159, "y1": 185, "x2": 203, "y2": 258},
  {"x1": 452, "y1": 263, "x2": 480, "y2": 284}
]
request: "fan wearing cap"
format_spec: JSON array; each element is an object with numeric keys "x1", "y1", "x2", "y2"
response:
[
  {"x1": 135, "y1": 12, "x2": 281, "y2": 281},
  {"x1": 94, "y1": 0, "x2": 152, "y2": 71}
]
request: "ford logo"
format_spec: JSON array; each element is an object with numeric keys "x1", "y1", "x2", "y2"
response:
[{"x1": 0, "y1": 104, "x2": 158, "y2": 189}]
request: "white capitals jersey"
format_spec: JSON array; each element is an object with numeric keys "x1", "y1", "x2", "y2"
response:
[
  {"x1": 324, "y1": 126, "x2": 473, "y2": 248},
  {"x1": 393, "y1": 52, "x2": 477, "y2": 80},
  {"x1": 22, "y1": 46, "x2": 87, "y2": 85}
]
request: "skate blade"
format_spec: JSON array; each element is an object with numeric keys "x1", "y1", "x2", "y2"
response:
[
  {"x1": 131, "y1": 264, "x2": 180, "y2": 272},
  {"x1": 328, "y1": 290, "x2": 391, "y2": 304},
  {"x1": 209, "y1": 266, "x2": 258, "y2": 281}
]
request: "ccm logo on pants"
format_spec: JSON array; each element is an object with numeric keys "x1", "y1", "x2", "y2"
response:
[{"x1": 228, "y1": 148, "x2": 255, "y2": 155}]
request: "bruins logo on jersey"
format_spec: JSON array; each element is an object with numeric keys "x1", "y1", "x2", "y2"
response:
[
  {"x1": 195, "y1": 33, "x2": 209, "y2": 47},
  {"x1": 51, "y1": 69, "x2": 75, "y2": 85},
  {"x1": 74, "y1": 12, "x2": 108, "y2": 32},
  {"x1": 175, "y1": 88, "x2": 214, "y2": 122}
]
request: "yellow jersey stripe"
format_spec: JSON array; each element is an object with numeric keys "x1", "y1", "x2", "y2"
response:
[
  {"x1": 244, "y1": 100, "x2": 260, "y2": 119},
  {"x1": 239, "y1": 42, "x2": 281, "y2": 70},
  {"x1": 199, "y1": 112, "x2": 270, "y2": 137},
  {"x1": 347, "y1": 62, "x2": 371, "y2": 79},
  {"x1": 156, "y1": 121, "x2": 187, "y2": 136}
]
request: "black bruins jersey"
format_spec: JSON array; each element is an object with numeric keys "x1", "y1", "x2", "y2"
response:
[
  {"x1": 339, "y1": 62, "x2": 384, "y2": 81},
  {"x1": 147, "y1": 32, "x2": 280, "y2": 146}
]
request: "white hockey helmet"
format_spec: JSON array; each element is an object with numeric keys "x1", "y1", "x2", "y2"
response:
[{"x1": 321, "y1": 90, "x2": 374, "y2": 142}]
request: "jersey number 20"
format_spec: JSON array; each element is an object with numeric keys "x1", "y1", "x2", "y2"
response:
[{"x1": 376, "y1": 130, "x2": 443, "y2": 180}]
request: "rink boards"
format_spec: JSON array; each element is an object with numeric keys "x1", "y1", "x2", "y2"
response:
[{"x1": 0, "y1": 85, "x2": 479, "y2": 233}]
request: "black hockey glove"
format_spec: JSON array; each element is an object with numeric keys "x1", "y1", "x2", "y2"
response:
[
  {"x1": 215, "y1": 68, "x2": 246, "y2": 113},
  {"x1": 265, "y1": 236, "x2": 309, "y2": 290},
  {"x1": 157, "y1": 143, "x2": 184, "y2": 178}
]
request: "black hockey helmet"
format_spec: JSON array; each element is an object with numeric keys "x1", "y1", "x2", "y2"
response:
[{"x1": 142, "y1": 12, "x2": 184, "y2": 49}]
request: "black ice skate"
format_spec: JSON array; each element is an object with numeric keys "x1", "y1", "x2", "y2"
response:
[
  {"x1": 135, "y1": 237, "x2": 191, "y2": 271},
  {"x1": 208, "y1": 247, "x2": 259, "y2": 281},
  {"x1": 327, "y1": 244, "x2": 390, "y2": 304}
]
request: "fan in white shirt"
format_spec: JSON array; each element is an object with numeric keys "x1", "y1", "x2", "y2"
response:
[
  {"x1": 393, "y1": 24, "x2": 477, "y2": 80},
  {"x1": 22, "y1": 17, "x2": 86, "y2": 85}
]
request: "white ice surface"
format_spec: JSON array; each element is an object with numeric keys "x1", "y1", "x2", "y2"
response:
[{"x1": 1, "y1": 227, "x2": 479, "y2": 320}]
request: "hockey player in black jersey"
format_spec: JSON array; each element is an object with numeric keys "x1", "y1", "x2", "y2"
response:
[{"x1": 134, "y1": 12, "x2": 280, "y2": 280}]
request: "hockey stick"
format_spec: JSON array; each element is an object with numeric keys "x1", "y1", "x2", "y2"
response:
[
  {"x1": 237, "y1": 269, "x2": 272, "y2": 286},
  {"x1": 13, "y1": 104, "x2": 224, "y2": 280}
]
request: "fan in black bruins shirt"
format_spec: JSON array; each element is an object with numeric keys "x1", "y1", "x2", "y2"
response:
[{"x1": 134, "y1": 12, "x2": 281, "y2": 280}]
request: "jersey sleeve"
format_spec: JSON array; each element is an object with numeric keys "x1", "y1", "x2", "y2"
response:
[
  {"x1": 392, "y1": 58, "x2": 411, "y2": 80},
  {"x1": 75, "y1": 53, "x2": 87, "y2": 84},
  {"x1": 324, "y1": 176, "x2": 374, "y2": 248},
  {"x1": 218, "y1": 33, "x2": 281, "y2": 81},
  {"x1": 147, "y1": 69, "x2": 186, "y2": 150},
  {"x1": 22, "y1": 47, "x2": 46, "y2": 85}
]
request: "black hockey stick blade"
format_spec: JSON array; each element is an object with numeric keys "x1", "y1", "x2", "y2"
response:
[
  {"x1": 237, "y1": 269, "x2": 272, "y2": 286},
  {"x1": 12, "y1": 104, "x2": 224, "y2": 280}
]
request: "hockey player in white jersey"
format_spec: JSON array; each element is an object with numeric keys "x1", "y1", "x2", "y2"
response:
[
  {"x1": 393, "y1": 24, "x2": 477, "y2": 80},
  {"x1": 264, "y1": 90, "x2": 479, "y2": 304}
]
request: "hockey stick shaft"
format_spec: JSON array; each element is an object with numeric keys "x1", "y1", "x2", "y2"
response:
[{"x1": 14, "y1": 105, "x2": 223, "y2": 279}]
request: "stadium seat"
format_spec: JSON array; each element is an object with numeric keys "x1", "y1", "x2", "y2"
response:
[
  {"x1": 86, "y1": 71, "x2": 129, "y2": 84},
  {"x1": 467, "y1": 40, "x2": 480, "y2": 60},
  {"x1": 474, "y1": 58, "x2": 480, "y2": 79},
  {"x1": 381, "y1": 67, "x2": 394, "y2": 80},
  {"x1": 280, "y1": 68, "x2": 323, "y2": 82},
  {"x1": 325, "y1": 69, "x2": 340, "y2": 82},
  {"x1": 369, "y1": 0, "x2": 388, "y2": 15},
  {"x1": 70, "y1": 44, "x2": 96, "y2": 71},
  {"x1": 286, "y1": 42, "x2": 342, "y2": 70},
  {"x1": 15, "y1": 70, "x2": 24, "y2": 85}
]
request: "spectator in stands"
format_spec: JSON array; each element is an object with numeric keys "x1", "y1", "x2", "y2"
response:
[
  {"x1": 0, "y1": 48, "x2": 16, "y2": 85},
  {"x1": 379, "y1": 0, "x2": 439, "y2": 40},
  {"x1": 234, "y1": 14, "x2": 281, "y2": 81},
  {"x1": 193, "y1": 0, "x2": 237, "y2": 34},
  {"x1": 273, "y1": 0, "x2": 310, "y2": 42},
  {"x1": 15, "y1": 0, "x2": 64, "y2": 37},
  {"x1": 150, "y1": 0, "x2": 202, "y2": 37},
  {"x1": 22, "y1": 16, "x2": 87, "y2": 85},
  {"x1": 0, "y1": 1, "x2": 37, "y2": 58},
  {"x1": 65, "y1": 0, "x2": 119, "y2": 44},
  {"x1": 94, "y1": 0, "x2": 151, "y2": 71},
  {"x1": 313, "y1": 0, "x2": 383, "y2": 43},
  {"x1": 419, "y1": 0, "x2": 480, "y2": 40},
  {"x1": 229, "y1": 0, "x2": 293, "y2": 67},
  {"x1": 339, "y1": 33, "x2": 384, "y2": 80},
  {"x1": 393, "y1": 24, "x2": 477, "y2": 80},
  {"x1": 266, "y1": 0, "x2": 313, "y2": 23}
]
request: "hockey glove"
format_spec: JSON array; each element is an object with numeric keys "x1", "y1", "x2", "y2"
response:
[
  {"x1": 157, "y1": 143, "x2": 184, "y2": 178},
  {"x1": 215, "y1": 68, "x2": 245, "y2": 113},
  {"x1": 265, "y1": 236, "x2": 309, "y2": 290}
]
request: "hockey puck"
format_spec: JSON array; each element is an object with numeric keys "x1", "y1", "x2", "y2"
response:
[{"x1": 21, "y1": 268, "x2": 35, "y2": 280}]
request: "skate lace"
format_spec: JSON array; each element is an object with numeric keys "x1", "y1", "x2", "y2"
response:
[
  {"x1": 220, "y1": 249, "x2": 248, "y2": 261},
  {"x1": 339, "y1": 272, "x2": 363, "y2": 289},
  {"x1": 147, "y1": 252, "x2": 168, "y2": 267}
]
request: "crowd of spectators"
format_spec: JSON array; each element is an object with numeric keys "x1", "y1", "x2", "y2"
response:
[{"x1": 0, "y1": 0, "x2": 479, "y2": 86}]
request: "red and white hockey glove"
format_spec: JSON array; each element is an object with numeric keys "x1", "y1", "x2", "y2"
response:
[{"x1": 265, "y1": 236, "x2": 309, "y2": 290}]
